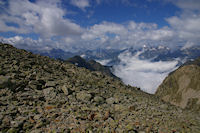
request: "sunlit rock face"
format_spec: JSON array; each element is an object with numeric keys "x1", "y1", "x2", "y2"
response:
[{"x1": 156, "y1": 57, "x2": 200, "y2": 111}]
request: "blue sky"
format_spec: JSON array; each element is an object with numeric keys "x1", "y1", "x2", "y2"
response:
[
  {"x1": 0, "y1": 0, "x2": 200, "y2": 51},
  {"x1": 65, "y1": 0, "x2": 179, "y2": 27}
]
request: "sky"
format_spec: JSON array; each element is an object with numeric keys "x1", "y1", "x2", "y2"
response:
[{"x1": 0, "y1": 0, "x2": 200, "y2": 52}]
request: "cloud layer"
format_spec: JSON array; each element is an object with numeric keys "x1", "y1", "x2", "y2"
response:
[{"x1": 113, "y1": 51, "x2": 178, "y2": 94}]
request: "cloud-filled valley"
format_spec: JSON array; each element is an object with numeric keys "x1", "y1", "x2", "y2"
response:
[{"x1": 112, "y1": 50, "x2": 179, "y2": 94}]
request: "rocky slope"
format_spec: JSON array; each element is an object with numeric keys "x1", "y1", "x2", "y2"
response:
[
  {"x1": 156, "y1": 57, "x2": 200, "y2": 111},
  {"x1": 0, "y1": 43, "x2": 200, "y2": 132}
]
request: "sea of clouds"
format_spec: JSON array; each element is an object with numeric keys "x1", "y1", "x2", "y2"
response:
[{"x1": 113, "y1": 50, "x2": 179, "y2": 94}]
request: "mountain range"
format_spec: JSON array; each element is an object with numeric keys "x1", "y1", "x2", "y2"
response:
[{"x1": 30, "y1": 45, "x2": 200, "y2": 67}]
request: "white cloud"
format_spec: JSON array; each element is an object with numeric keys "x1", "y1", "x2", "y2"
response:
[
  {"x1": 0, "y1": 36, "x2": 50, "y2": 51},
  {"x1": 0, "y1": 0, "x2": 83, "y2": 38},
  {"x1": 81, "y1": 21, "x2": 127, "y2": 40},
  {"x1": 166, "y1": 13, "x2": 200, "y2": 43},
  {"x1": 181, "y1": 41, "x2": 195, "y2": 50},
  {"x1": 167, "y1": 0, "x2": 200, "y2": 11},
  {"x1": 80, "y1": 21, "x2": 177, "y2": 50},
  {"x1": 70, "y1": 0, "x2": 90, "y2": 11},
  {"x1": 113, "y1": 50, "x2": 178, "y2": 94},
  {"x1": 95, "y1": 59, "x2": 111, "y2": 65},
  {"x1": 0, "y1": 0, "x2": 200, "y2": 52}
]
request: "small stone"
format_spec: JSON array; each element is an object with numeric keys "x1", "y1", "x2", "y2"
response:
[
  {"x1": 30, "y1": 129, "x2": 43, "y2": 133},
  {"x1": 160, "y1": 104, "x2": 168, "y2": 110},
  {"x1": 0, "y1": 75, "x2": 11, "y2": 89},
  {"x1": 106, "y1": 97, "x2": 115, "y2": 104},
  {"x1": 114, "y1": 104, "x2": 126, "y2": 111},
  {"x1": 61, "y1": 85, "x2": 72, "y2": 95},
  {"x1": 45, "y1": 81, "x2": 56, "y2": 87},
  {"x1": 76, "y1": 91, "x2": 92, "y2": 101},
  {"x1": 2, "y1": 115, "x2": 12, "y2": 126},
  {"x1": 43, "y1": 87, "x2": 54, "y2": 96},
  {"x1": 43, "y1": 87, "x2": 57, "y2": 101},
  {"x1": 0, "y1": 75, "x2": 10, "y2": 84},
  {"x1": 7, "y1": 128, "x2": 19, "y2": 133},
  {"x1": 103, "y1": 111, "x2": 110, "y2": 120},
  {"x1": 35, "y1": 119, "x2": 46, "y2": 128},
  {"x1": 93, "y1": 96, "x2": 104, "y2": 104},
  {"x1": 28, "y1": 80, "x2": 41, "y2": 90},
  {"x1": 34, "y1": 114, "x2": 42, "y2": 120},
  {"x1": 129, "y1": 105, "x2": 137, "y2": 111},
  {"x1": 10, "y1": 121, "x2": 23, "y2": 128}
]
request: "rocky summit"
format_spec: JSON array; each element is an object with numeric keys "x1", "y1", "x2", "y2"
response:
[
  {"x1": 0, "y1": 43, "x2": 200, "y2": 132},
  {"x1": 156, "y1": 57, "x2": 200, "y2": 112}
]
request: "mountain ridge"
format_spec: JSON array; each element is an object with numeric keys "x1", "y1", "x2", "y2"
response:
[
  {"x1": 28, "y1": 45, "x2": 200, "y2": 67},
  {"x1": 65, "y1": 55, "x2": 118, "y2": 79},
  {"x1": 156, "y1": 57, "x2": 200, "y2": 112}
]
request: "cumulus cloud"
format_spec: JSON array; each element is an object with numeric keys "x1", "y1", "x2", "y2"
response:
[
  {"x1": 0, "y1": 36, "x2": 52, "y2": 51},
  {"x1": 0, "y1": 0, "x2": 83, "y2": 37},
  {"x1": 70, "y1": 0, "x2": 90, "y2": 11},
  {"x1": 0, "y1": 0, "x2": 200, "y2": 52},
  {"x1": 0, "y1": 35, "x2": 83, "y2": 53},
  {"x1": 80, "y1": 21, "x2": 176, "y2": 50},
  {"x1": 113, "y1": 50, "x2": 178, "y2": 94},
  {"x1": 0, "y1": 0, "x2": 85, "y2": 51},
  {"x1": 81, "y1": 21, "x2": 127, "y2": 41},
  {"x1": 166, "y1": 13, "x2": 200, "y2": 42}
]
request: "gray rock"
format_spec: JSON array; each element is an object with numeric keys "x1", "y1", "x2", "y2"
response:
[
  {"x1": 114, "y1": 104, "x2": 126, "y2": 111},
  {"x1": 43, "y1": 87, "x2": 54, "y2": 96},
  {"x1": 43, "y1": 87, "x2": 57, "y2": 101},
  {"x1": 45, "y1": 81, "x2": 56, "y2": 87},
  {"x1": 0, "y1": 75, "x2": 10, "y2": 88},
  {"x1": 76, "y1": 91, "x2": 92, "y2": 101},
  {"x1": 61, "y1": 85, "x2": 72, "y2": 95},
  {"x1": 7, "y1": 128, "x2": 19, "y2": 133},
  {"x1": 160, "y1": 104, "x2": 168, "y2": 110},
  {"x1": 30, "y1": 129, "x2": 43, "y2": 133},
  {"x1": 10, "y1": 120, "x2": 23, "y2": 128},
  {"x1": 34, "y1": 114, "x2": 42, "y2": 120},
  {"x1": 93, "y1": 96, "x2": 104, "y2": 104},
  {"x1": 28, "y1": 80, "x2": 42, "y2": 90},
  {"x1": 106, "y1": 97, "x2": 115, "y2": 104}
]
